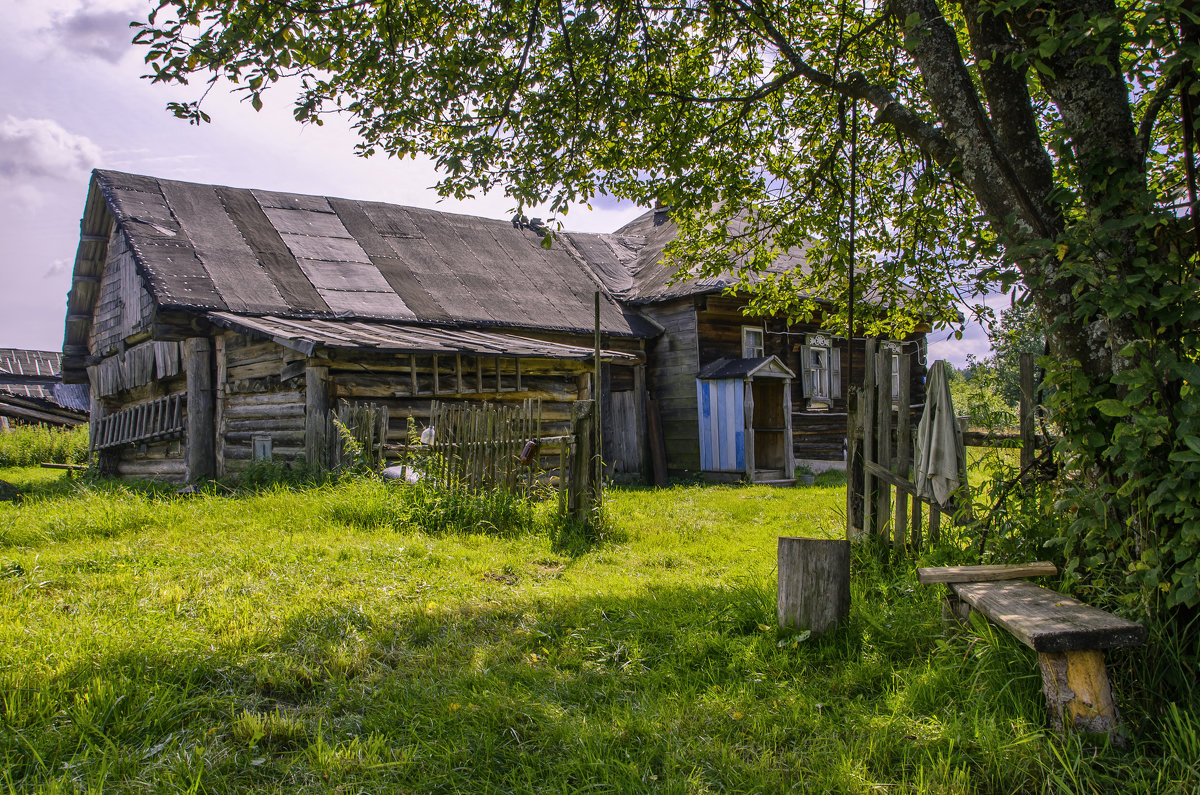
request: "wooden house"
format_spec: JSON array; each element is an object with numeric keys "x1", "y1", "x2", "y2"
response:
[
  {"x1": 613, "y1": 209, "x2": 928, "y2": 479},
  {"x1": 60, "y1": 170, "x2": 926, "y2": 483},
  {"x1": 0, "y1": 349, "x2": 89, "y2": 428},
  {"x1": 61, "y1": 171, "x2": 650, "y2": 481}
]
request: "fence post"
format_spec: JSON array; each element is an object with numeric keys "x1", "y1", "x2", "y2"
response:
[
  {"x1": 568, "y1": 400, "x2": 599, "y2": 523},
  {"x1": 862, "y1": 340, "x2": 877, "y2": 537},
  {"x1": 1020, "y1": 352, "x2": 1036, "y2": 472},
  {"x1": 875, "y1": 349, "x2": 893, "y2": 542},
  {"x1": 893, "y1": 348, "x2": 912, "y2": 554},
  {"x1": 846, "y1": 387, "x2": 862, "y2": 539}
]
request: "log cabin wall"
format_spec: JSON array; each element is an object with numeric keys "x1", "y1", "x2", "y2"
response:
[
  {"x1": 326, "y1": 349, "x2": 589, "y2": 463},
  {"x1": 217, "y1": 332, "x2": 308, "y2": 477},
  {"x1": 89, "y1": 360, "x2": 188, "y2": 481},
  {"x1": 638, "y1": 298, "x2": 702, "y2": 473},
  {"x1": 108, "y1": 376, "x2": 188, "y2": 480}
]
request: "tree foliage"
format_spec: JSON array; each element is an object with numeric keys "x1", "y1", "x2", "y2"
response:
[
  {"x1": 134, "y1": 0, "x2": 1200, "y2": 615},
  {"x1": 964, "y1": 302, "x2": 1045, "y2": 408}
]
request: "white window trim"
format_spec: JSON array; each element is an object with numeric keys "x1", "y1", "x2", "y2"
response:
[
  {"x1": 742, "y1": 325, "x2": 765, "y2": 358},
  {"x1": 801, "y1": 334, "x2": 841, "y2": 405}
]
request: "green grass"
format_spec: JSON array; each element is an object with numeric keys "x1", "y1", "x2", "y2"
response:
[
  {"x1": 0, "y1": 425, "x2": 89, "y2": 468},
  {"x1": 0, "y1": 468, "x2": 1195, "y2": 793}
]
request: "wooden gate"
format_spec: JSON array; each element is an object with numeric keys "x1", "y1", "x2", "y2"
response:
[
  {"x1": 847, "y1": 345, "x2": 1043, "y2": 553},
  {"x1": 847, "y1": 340, "x2": 956, "y2": 551}
]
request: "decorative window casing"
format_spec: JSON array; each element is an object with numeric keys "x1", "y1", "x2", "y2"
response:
[
  {"x1": 742, "y1": 326, "x2": 765, "y2": 358},
  {"x1": 800, "y1": 334, "x2": 842, "y2": 405}
]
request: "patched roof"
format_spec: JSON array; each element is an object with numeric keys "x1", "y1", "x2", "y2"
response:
[
  {"x1": 207, "y1": 313, "x2": 640, "y2": 361},
  {"x1": 90, "y1": 170, "x2": 653, "y2": 337}
]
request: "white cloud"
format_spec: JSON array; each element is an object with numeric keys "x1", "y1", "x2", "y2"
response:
[
  {"x1": 44, "y1": 258, "x2": 71, "y2": 279},
  {"x1": 46, "y1": 5, "x2": 142, "y2": 65},
  {"x1": 0, "y1": 116, "x2": 102, "y2": 181}
]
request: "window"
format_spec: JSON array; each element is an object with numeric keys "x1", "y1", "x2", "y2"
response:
[
  {"x1": 801, "y1": 334, "x2": 841, "y2": 404},
  {"x1": 742, "y1": 326, "x2": 765, "y2": 358}
]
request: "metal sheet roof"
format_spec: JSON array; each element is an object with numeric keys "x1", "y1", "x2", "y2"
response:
[
  {"x1": 697, "y1": 356, "x2": 795, "y2": 380},
  {"x1": 206, "y1": 313, "x2": 640, "y2": 361},
  {"x1": 0, "y1": 349, "x2": 90, "y2": 413},
  {"x1": 94, "y1": 170, "x2": 651, "y2": 337}
]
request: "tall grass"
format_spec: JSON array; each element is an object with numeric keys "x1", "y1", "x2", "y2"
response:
[
  {"x1": 0, "y1": 468, "x2": 1196, "y2": 792},
  {"x1": 0, "y1": 424, "x2": 88, "y2": 467}
]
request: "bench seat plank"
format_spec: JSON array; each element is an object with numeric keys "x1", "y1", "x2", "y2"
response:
[
  {"x1": 951, "y1": 580, "x2": 1147, "y2": 653},
  {"x1": 918, "y1": 561, "x2": 1057, "y2": 584}
]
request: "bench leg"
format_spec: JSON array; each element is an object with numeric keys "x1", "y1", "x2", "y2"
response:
[
  {"x1": 1037, "y1": 649, "x2": 1124, "y2": 743},
  {"x1": 941, "y1": 594, "x2": 972, "y2": 626}
]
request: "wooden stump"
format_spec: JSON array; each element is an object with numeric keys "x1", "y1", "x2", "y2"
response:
[{"x1": 777, "y1": 538, "x2": 850, "y2": 636}]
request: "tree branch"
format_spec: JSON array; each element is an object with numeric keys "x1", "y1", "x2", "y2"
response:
[
  {"x1": 1137, "y1": 71, "x2": 1183, "y2": 164},
  {"x1": 959, "y1": 0, "x2": 1056, "y2": 215}
]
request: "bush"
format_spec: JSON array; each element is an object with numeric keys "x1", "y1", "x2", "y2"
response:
[{"x1": 0, "y1": 425, "x2": 89, "y2": 467}]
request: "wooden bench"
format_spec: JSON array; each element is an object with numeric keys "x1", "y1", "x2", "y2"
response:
[{"x1": 918, "y1": 562, "x2": 1146, "y2": 740}]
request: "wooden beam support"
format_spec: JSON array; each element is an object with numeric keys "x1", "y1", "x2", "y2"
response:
[
  {"x1": 184, "y1": 337, "x2": 215, "y2": 481},
  {"x1": 305, "y1": 364, "x2": 333, "y2": 470}
]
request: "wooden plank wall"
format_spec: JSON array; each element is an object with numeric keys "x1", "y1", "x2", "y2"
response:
[
  {"x1": 327, "y1": 348, "x2": 595, "y2": 472},
  {"x1": 89, "y1": 227, "x2": 154, "y2": 357},
  {"x1": 640, "y1": 299, "x2": 702, "y2": 472}
]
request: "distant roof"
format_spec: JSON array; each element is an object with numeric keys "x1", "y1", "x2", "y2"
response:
[
  {"x1": 697, "y1": 356, "x2": 795, "y2": 380},
  {"x1": 90, "y1": 170, "x2": 652, "y2": 337},
  {"x1": 612, "y1": 209, "x2": 812, "y2": 303},
  {"x1": 0, "y1": 348, "x2": 62, "y2": 379},
  {"x1": 0, "y1": 349, "x2": 90, "y2": 414}
]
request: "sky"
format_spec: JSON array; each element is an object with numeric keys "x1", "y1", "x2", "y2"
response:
[{"x1": 0, "y1": 0, "x2": 990, "y2": 366}]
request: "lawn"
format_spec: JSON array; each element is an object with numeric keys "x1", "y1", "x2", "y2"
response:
[{"x1": 0, "y1": 468, "x2": 1195, "y2": 793}]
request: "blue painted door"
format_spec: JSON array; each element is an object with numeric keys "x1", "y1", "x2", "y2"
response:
[{"x1": 697, "y1": 379, "x2": 745, "y2": 471}]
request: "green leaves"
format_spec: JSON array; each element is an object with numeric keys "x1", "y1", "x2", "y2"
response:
[{"x1": 1095, "y1": 399, "x2": 1130, "y2": 417}]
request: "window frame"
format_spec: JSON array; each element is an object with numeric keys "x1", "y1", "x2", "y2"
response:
[
  {"x1": 801, "y1": 334, "x2": 841, "y2": 405},
  {"x1": 742, "y1": 325, "x2": 765, "y2": 358}
]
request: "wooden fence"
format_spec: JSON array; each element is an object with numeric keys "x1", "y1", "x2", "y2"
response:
[
  {"x1": 424, "y1": 399, "x2": 545, "y2": 494},
  {"x1": 92, "y1": 393, "x2": 186, "y2": 451},
  {"x1": 847, "y1": 346, "x2": 1043, "y2": 552},
  {"x1": 332, "y1": 400, "x2": 390, "y2": 469},
  {"x1": 420, "y1": 398, "x2": 601, "y2": 521}
]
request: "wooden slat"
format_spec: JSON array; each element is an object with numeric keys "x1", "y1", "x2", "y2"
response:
[
  {"x1": 918, "y1": 561, "x2": 1058, "y2": 584},
  {"x1": 950, "y1": 580, "x2": 1146, "y2": 652}
]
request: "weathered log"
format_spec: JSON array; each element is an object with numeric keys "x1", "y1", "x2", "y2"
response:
[
  {"x1": 305, "y1": 364, "x2": 333, "y2": 469},
  {"x1": 1038, "y1": 650, "x2": 1123, "y2": 739},
  {"x1": 184, "y1": 337, "x2": 215, "y2": 481},
  {"x1": 777, "y1": 537, "x2": 850, "y2": 637}
]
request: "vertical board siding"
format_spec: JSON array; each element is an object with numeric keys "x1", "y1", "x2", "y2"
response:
[{"x1": 697, "y1": 378, "x2": 747, "y2": 472}]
